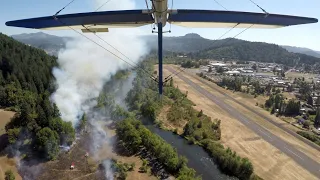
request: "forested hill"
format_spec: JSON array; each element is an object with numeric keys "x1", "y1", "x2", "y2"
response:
[
  {"x1": 11, "y1": 32, "x2": 320, "y2": 67},
  {"x1": 0, "y1": 33, "x2": 75, "y2": 160},
  {"x1": 189, "y1": 39, "x2": 320, "y2": 67},
  {"x1": 144, "y1": 33, "x2": 243, "y2": 53},
  {"x1": 0, "y1": 33, "x2": 57, "y2": 96},
  {"x1": 282, "y1": 45, "x2": 320, "y2": 58},
  {"x1": 12, "y1": 32, "x2": 71, "y2": 56}
]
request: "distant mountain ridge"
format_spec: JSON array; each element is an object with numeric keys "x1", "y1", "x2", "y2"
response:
[
  {"x1": 10, "y1": 32, "x2": 320, "y2": 68},
  {"x1": 281, "y1": 45, "x2": 320, "y2": 58},
  {"x1": 11, "y1": 32, "x2": 72, "y2": 56}
]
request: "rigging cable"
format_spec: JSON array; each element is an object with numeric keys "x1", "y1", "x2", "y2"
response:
[
  {"x1": 145, "y1": 0, "x2": 156, "y2": 31},
  {"x1": 53, "y1": 0, "x2": 158, "y2": 83},
  {"x1": 213, "y1": 0, "x2": 228, "y2": 10},
  {"x1": 163, "y1": 0, "x2": 230, "y2": 81},
  {"x1": 163, "y1": 22, "x2": 240, "y2": 82},
  {"x1": 165, "y1": 0, "x2": 270, "y2": 81},
  {"x1": 164, "y1": 12, "x2": 269, "y2": 81},
  {"x1": 54, "y1": 18, "x2": 157, "y2": 82},
  {"x1": 55, "y1": 0, "x2": 78, "y2": 16},
  {"x1": 248, "y1": 0, "x2": 268, "y2": 14},
  {"x1": 81, "y1": 25, "x2": 159, "y2": 81},
  {"x1": 95, "y1": 0, "x2": 113, "y2": 12}
]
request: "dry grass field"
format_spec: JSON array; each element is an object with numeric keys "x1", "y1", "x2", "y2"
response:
[
  {"x1": 162, "y1": 65, "x2": 319, "y2": 180},
  {"x1": 0, "y1": 109, "x2": 22, "y2": 180}
]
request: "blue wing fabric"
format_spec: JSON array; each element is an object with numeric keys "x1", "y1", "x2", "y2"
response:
[
  {"x1": 168, "y1": 10, "x2": 318, "y2": 28},
  {"x1": 6, "y1": 10, "x2": 154, "y2": 29}
]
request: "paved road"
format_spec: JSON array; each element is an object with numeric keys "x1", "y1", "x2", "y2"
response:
[{"x1": 166, "y1": 67, "x2": 320, "y2": 178}]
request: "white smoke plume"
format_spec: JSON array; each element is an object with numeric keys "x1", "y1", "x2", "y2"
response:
[
  {"x1": 52, "y1": 0, "x2": 149, "y2": 126},
  {"x1": 51, "y1": 0, "x2": 148, "y2": 179},
  {"x1": 103, "y1": 160, "x2": 114, "y2": 180}
]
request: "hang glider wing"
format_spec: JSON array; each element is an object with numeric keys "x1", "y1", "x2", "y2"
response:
[
  {"x1": 5, "y1": 10, "x2": 154, "y2": 32},
  {"x1": 168, "y1": 10, "x2": 318, "y2": 28}
]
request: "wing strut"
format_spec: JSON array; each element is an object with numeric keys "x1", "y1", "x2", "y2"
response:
[{"x1": 158, "y1": 22, "x2": 163, "y2": 97}]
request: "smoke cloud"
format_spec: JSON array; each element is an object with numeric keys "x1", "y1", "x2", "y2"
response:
[
  {"x1": 50, "y1": 0, "x2": 149, "y2": 179},
  {"x1": 52, "y1": 0, "x2": 149, "y2": 126}
]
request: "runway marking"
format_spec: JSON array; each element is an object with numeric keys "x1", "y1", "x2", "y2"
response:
[
  {"x1": 258, "y1": 128, "x2": 273, "y2": 140},
  {"x1": 285, "y1": 147, "x2": 304, "y2": 161}
]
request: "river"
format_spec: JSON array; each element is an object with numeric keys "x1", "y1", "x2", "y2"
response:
[
  {"x1": 146, "y1": 124, "x2": 237, "y2": 180},
  {"x1": 112, "y1": 72, "x2": 236, "y2": 180}
]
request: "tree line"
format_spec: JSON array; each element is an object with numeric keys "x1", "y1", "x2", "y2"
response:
[
  {"x1": 218, "y1": 76, "x2": 265, "y2": 96},
  {"x1": 265, "y1": 93, "x2": 301, "y2": 116},
  {"x1": 116, "y1": 118, "x2": 201, "y2": 180},
  {"x1": 0, "y1": 33, "x2": 75, "y2": 160},
  {"x1": 297, "y1": 131, "x2": 320, "y2": 146},
  {"x1": 124, "y1": 60, "x2": 257, "y2": 179}
]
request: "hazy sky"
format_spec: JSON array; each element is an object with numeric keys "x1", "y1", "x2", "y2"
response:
[{"x1": 1, "y1": 0, "x2": 319, "y2": 51}]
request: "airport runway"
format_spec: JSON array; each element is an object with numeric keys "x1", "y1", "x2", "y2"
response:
[
  {"x1": 190, "y1": 70, "x2": 320, "y2": 152},
  {"x1": 166, "y1": 66, "x2": 320, "y2": 178}
]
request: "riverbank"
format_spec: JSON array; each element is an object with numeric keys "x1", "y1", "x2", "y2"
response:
[
  {"x1": 123, "y1": 62, "x2": 259, "y2": 179},
  {"x1": 165, "y1": 65, "x2": 319, "y2": 180}
]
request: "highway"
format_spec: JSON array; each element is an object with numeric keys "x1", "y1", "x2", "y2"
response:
[{"x1": 166, "y1": 66, "x2": 320, "y2": 178}]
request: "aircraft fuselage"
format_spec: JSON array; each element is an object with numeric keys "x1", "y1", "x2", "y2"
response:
[{"x1": 152, "y1": 0, "x2": 168, "y2": 26}]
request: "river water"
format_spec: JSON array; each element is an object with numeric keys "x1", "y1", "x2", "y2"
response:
[
  {"x1": 146, "y1": 125, "x2": 237, "y2": 180},
  {"x1": 112, "y1": 72, "x2": 236, "y2": 180}
]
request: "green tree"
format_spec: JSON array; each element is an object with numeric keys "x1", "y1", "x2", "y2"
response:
[
  {"x1": 36, "y1": 105, "x2": 48, "y2": 127},
  {"x1": 307, "y1": 96, "x2": 313, "y2": 106},
  {"x1": 52, "y1": 103, "x2": 61, "y2": 117},
  {"x1": 252, "y1": 64, "x2": 257, "y2": 71},
  {"x1": 197, "y1": 110, "x2": 203, "y2": 117},
  {"x1": 287, "y1": 85, "x2": 294, "y2": 92},
  {"x1": 139, "y1": 159, "x2": 148, "y2": 173},
  {"x1": 314, "y1": 108, "x2": 320, "y2": 128},
  {"x1": 285, "y1": 99, "x2": 300, "y2": 116},
  {"x1": 7, "y1": 128, "x2": 21, "y2": 144},
  {"x1": 36, "y1": 127, "x2": 60, "y2": 160},
  {"x1": 271, "y1": 106, "x2": 275, "y2": 114},
  {"x1": 169, "y1": 77, "x2": 174, "y2": 87},
  {"x1": 49, "y1": 118, "x2": 75, "y2": 145},
  {"x1": 303, "y1": 120, "x2": 311, "y2": 129},
  {"x1": 5, "y1": 170, "x2": 15, "y2": 180},
  {"x1": 299, "y1": 81, "x2": 311, "y2": 100},
  {"x1": 216, "y1": 66, "x2": 224, "y2": 74}
]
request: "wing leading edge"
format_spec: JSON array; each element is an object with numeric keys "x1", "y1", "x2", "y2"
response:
[
  {"x1": 168, "y1": 10, "x2": 318, "y2": 28},
  {"x1": 6, "y1": 9, "x2": 317, "y2": 30},
  {"x1": 5, "y1": 10, "x2": 154, "y2": 30}
]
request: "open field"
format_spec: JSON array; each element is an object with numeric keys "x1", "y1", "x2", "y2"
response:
[
  {"x1": 182, "y1": 67, "x2": 320, "y2": 159},
  {"x1": 163, "y1": 65, "x2": 319, "y2": 180},
  {"x1": 184, "y1": 70, "x2": 320, "y2": 159},
  {"x1": 0, "y1": 109, "x2": 22, "y2": 180},
  {"x1": 157, "y1": 105, "x2": 189, "y2": 134},
  {"x1": 286, "y1": 72, "x2": 317, "y2": 82},
  {"x1": 0, "y1": 109, "x2": 15, "y2": 136}
]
